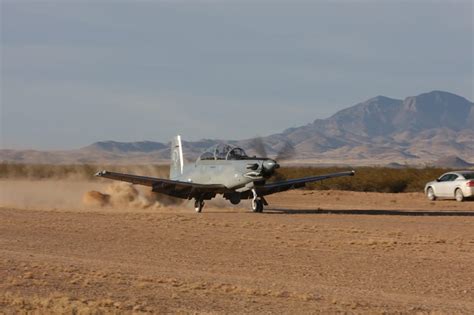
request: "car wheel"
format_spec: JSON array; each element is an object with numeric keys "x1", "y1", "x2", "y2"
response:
[
  {"x1": 426, "y1": 187, "x2": 436, "y2": 201},
  {"x1": 455, "y1": 189, "x2": 464, "y2": 202}
]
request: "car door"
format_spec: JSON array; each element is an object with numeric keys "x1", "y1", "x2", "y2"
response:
[
  {"x1": 436, "y1": 174, "x2": 457, "y2": 197},
  {"x1": 444, "y1": 174, "x2": 459, "y2": 197}
]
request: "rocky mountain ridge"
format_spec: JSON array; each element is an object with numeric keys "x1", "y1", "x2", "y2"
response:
[{"x1": 2, "y1": 90, "x2": 473, "y2": 166}]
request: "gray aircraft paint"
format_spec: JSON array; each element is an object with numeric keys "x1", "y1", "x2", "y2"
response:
[
  {"x1": 96, "y1": 135, "x2": 355, "y2": 213},
  {"x1": 171, "y1": 135, "x2": 268, "y2": 190}
]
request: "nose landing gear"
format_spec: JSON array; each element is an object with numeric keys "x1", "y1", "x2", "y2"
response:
[{"x1": 251, "y1": 189, "x2": 264, "y2": 213}]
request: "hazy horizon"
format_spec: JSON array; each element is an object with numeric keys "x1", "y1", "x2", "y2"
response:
[{"x1": 2, "y1": 1, "x2": 473, "y2": 150}]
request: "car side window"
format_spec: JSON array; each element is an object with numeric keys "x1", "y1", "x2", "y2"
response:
[
  {"x1": 438, "y1": 174, "x2": 451, "y2": 182},
  {"x1": 449, "y1": 174, "x2": 458, "y2": 181}
]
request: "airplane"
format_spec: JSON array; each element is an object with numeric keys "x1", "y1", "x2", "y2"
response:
[{"x1": 95, "y1": 135, "x2": 355, "y2": 213}]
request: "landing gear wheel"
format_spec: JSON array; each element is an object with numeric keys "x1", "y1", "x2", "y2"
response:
[
  {"x1": 251, "y1": 199, "x2": 264, "y2": 213},
  {"x1": 426, "y1": 187, "x2": 436, "y2": 201},
  {"x1": 194, "y1": 199, "x2": 204, "y2": 213},
  {"x1": 455, "y1": 189, "x2": 464, "y2": 202},
  {"x1": 251, "y1": 189, "x2": 264, "y2": 213}
]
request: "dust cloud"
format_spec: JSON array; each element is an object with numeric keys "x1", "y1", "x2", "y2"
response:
[
  {"x1": 83, "y1": 182, "x2": 183, "y2": 209},
  {"x1": 0, "y1": 179, "x2": 183, "y2": 211}
]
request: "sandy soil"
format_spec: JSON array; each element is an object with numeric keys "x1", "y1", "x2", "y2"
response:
[{"x1": 1, "y1": 180, "x2": 474, "y2": 314}]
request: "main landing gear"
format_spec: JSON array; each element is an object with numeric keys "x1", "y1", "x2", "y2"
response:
[
  {"x1": 194, "y1": 199, "x2": 204, "y2": 213},
  {"x1": 194, "y1": 191, "x2": 266, "y2": 213},
  {"x1": 251, "y1": 189, "x2": 264, "y2": 213}
]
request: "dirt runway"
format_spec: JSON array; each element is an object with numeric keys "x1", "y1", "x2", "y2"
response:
[{"x1": 1, "y1": 182, "x2": 474, "y2": 314}]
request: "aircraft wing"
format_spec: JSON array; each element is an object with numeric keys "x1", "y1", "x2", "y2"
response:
[
  {"x1": 95, "y1": 170, "x2": 228, "y2": 199},
  {"x1": 255, "y1": 170, "x2": 355, "y2": 196}
]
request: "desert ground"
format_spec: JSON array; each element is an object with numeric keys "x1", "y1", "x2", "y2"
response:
[{"x1": 1, "y1": 179, "x2": 474, "y2": 314}]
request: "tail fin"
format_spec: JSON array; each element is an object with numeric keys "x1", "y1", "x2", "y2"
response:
[{"x1": 170, "y1": 135, "x2": 184, "y2": 179}]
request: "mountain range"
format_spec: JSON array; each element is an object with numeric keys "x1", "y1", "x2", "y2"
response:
[{"x1": 2, "y1": 90, "x2": 473, "y2": 166}]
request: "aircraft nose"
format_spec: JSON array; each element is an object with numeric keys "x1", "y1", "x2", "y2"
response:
[{"x1": 262, "y1": 159, "x2": 279, "y2": 172}]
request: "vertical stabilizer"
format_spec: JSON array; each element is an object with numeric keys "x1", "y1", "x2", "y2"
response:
[{"x1": 170, "y1": 135, "x2": 184, "y2": 179}]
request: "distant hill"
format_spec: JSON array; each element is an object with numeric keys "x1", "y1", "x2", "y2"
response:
[
  {"x1": 432, "y1": 156, "x2": 474, "y2": 169},
  {"x1": 386, "y1": 162, "x2": 407, "y2": 169},
  {"x1": 83, "y1": 141, "x2": 167, "y2": 153},
  {"x1": 264, "y1": 90, "x2": 474, "y2": 162},
  {"x1": 1, "y1": 90, "x2": 473, "y2": 165}
]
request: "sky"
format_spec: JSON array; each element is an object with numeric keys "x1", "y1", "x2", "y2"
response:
[{"x1": 1, "y1": 0, "x2": 473, "y2": 150}]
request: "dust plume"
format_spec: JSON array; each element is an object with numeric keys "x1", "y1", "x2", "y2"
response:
[
  {"x1": 0, "y1": 180, "x2": 101, "y2": 210},
  {"x1": 0, "y1": 164, "x2": 186, "y2": 211},
  {"x1": 0, "y1": 163, "x2": 170, "y2": 181},
  {"x1": 83, "y1": 182, "x2": 183, "y2": 209},
  {"x1": 0, "y1": 180, "x2": 183, "y2": 211}
]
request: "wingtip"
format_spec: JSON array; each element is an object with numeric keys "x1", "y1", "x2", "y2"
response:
[{"x1": 95, "y1": 170, "x2": 107, "y2": 177}]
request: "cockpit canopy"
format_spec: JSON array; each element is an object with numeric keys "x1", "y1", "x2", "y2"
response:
[{"x1": 199, "y1": 143, "x2": 249, "y2": 161}]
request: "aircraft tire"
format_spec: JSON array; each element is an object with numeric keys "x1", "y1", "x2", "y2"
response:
[
  {"x1": 251, "y1": 199, "x2": 264, "y2": 213},
  {"x1": 257, "y1": 200, "x2": 264, "y2": 213},
  {"x1": 194, "y1": 200, "x2": 204, "y2": 213}
]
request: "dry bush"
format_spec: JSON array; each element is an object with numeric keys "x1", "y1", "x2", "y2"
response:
[
  {"x1": 0, "y1": 163, "x2": 169, "y2": 180},
  {"x1": 273, "y1": 166, "x2": 453, "y2": 193},
  {"x1": 1, "y1": 163, "x2": 452, "y2": 193}
]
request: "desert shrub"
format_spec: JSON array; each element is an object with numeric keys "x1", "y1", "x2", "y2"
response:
[
  {"x1": 0, "y1": 163, "x2": 169, "y2": 180},
  {"x1": 274, "y1": 166, "x2": 452, "y2": 193},
  {"x1": 0, "y1": 162, "x2": 452, "y2": 193}
]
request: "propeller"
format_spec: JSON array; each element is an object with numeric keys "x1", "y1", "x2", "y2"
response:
[
  {"x1": 248, "y1": 137, "x2": 296, "y2": 162},
  {"x1": 249, "y1": 137, "x2": 268, "y2": 158},
  {"x1": 275, "y1": 141, "x2": 296, "y2": 161},
  {"x1": 246, "y1": 136, "x2": 296, "y2": 178}
]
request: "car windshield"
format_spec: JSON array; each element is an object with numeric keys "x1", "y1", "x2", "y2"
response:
[{"x1": 461, "y1": 173, "x2": 474, "y2": 179}]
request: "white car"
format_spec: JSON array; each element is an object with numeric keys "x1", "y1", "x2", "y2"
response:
[{"x1": 425, "y1": 171, "x2": 474, "y2": 202}]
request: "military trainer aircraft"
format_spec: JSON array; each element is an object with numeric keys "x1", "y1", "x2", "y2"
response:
[{"x1": 95, "y1": 135, "x2": 355, "y2": 213}]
